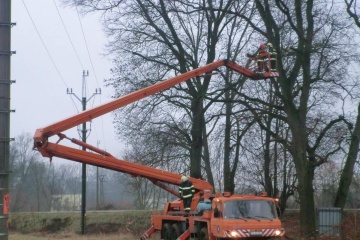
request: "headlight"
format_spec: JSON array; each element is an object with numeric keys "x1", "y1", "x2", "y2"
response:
[
  {"x1": 225, "y1": 230, "x2": 240, "y2": 237},
  {"x1": 275, "y1": 229, "x2": 281, "y2": 236}
]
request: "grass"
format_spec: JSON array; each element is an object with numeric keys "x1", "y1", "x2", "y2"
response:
[
  {"x1": 9, "y1": 232, "x2": 137, "y2": 240},
  {"x1": 9, "y1": 210, "x2": 152, "y2": 236},
  {"x1": 9, "y1": 211, "x2": 159, "y2": 240}
]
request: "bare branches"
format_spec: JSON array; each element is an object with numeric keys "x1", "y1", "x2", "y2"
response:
[{"x1": 345, "y1": 0, "x2": 360, "y2": 28}]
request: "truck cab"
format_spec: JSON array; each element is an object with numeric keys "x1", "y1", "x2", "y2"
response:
[{"x1": 210, "y1": 195, "x2": 285, "y2": 239}]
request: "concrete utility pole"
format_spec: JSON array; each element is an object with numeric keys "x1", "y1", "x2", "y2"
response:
[
  {"x1": 96, "y1": 140, "x2": 100, "y2": 210},
  {"x1": 67, "y1": 71, "x2": 101, "y2": 235},
  {"x1": 0, "y1": 0, "x2": 15, "y2": 239}
]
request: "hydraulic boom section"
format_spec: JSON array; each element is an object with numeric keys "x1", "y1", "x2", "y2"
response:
[
  {"x1": 34, "y1": 58, "x2": 278, "y2": 194},
  {"x1": 34, "y1": 59, "x2": 277, "y2": 145}
]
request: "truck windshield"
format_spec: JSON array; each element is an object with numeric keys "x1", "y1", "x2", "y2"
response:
[{"x1": 223, "y1": 200, "x2": 277, "y2": 220}]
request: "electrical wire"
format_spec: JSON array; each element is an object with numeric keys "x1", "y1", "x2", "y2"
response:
[
  {"x1": 21, "y1": 0, "x2": 67, "y2": 88},
  {"x1": 22, "y1": 0, "x2": 110, "y2": 154},
  {"x1": 21, "y1": 0, "x2": 80, "y2": 113},
  {"x1": 52, "y1": 0, "x2": 87, "y2": 114},
  {"x1": 75, "y1": 6, "x2": 101, "y2": 89},
  {"x1": 24, "y1": 0, "x2": 108, "y2": 150},
  {"x1": 52, "y1": 0, "x2": 85, "y2": 70}
]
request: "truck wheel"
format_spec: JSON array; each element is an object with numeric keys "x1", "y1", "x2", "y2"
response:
[
  {"x1": 198, "y1": 227, "x2": 209, "y2": 240},
  {"x1": 162, "y1": 223, "x2": 172, "y2": 240},
  {"x1": 171, "y1": 223, "x2": 180, "y2": 239}
]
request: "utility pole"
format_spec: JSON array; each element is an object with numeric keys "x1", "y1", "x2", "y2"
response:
[
  {"x1": 0, "y1": 0, "x2": 15, "y2": 239},
  {"x1": 96, "y1": 140, "x2": 100, "y2": 210},
  {"x1": 67, "y1": 70, "x2": 101, "y2": 235}
]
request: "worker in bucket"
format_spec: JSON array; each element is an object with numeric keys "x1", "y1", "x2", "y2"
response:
[
  {"x1": 246, "y1": 43, "x2": 267, "y2": 73},
  {"x1": 267, "y1": 42, "x2": 277, "y2": 71},
  {"x1": 179, "y1": 175, "x2": 195, "y2": 213}
]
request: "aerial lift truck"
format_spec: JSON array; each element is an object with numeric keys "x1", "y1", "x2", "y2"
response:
[{"x1": 34, "y1": 55, "x2": 284, "y2": 239}]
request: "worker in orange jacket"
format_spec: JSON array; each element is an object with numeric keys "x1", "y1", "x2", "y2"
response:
[{"x1": 179, "y1": 176, "x2": 195, "y2": 213}]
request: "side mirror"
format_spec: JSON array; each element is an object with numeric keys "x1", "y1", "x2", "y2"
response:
[{"x1": 214, "y1": 207, "x2": 220, "y2": 218}]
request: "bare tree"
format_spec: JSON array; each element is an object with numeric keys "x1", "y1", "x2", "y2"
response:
[
  {"x1": 228, "y1": 0, "x2": 359, "y2": 236},
  {"x1": 314, "y1": 161, "x2": 340, "y2": 207},
  {"x1": 59, "y1": 4, "x2": 360, "y2": 238},
  {"x1": 29, "y1": 161, "x2": 48, "y2": 211},
  {"x1": 117, "y1": 134, "x2": 183, "y2": 209},
  {"x1": 61, "y1": 163, "x2": 81, "y2": 211},
  {"x1": 44, "y1": 163, "x2": 66, "y2": 211},
  {"x1": 62, "y1": 0, "x2": 257, "y2": 189},
  {"x1": 333, "y1": 0, "x2": 360, "y2": 209},
  {"x1": 9, "y1": 133, "x2": 40, "y2": 211}
]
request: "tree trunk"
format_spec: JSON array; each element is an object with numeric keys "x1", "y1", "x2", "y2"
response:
[
  {"x1": 264, "y1": 128, "x2": 273, "y2": 196},
  {"x1": 334, "y1": 102, "x2": 360, "y2": 208},
  {"x1": 273, "y1": 139, "x2": 278, "y2": 197},
  {"x1": 298, "y1": 168, "x2": 316, "y2": 236},
  {"x1": 292, "y1": 141, "x2": 317, "y2": 237},
  {"x1": 202, "y1": 122, "x2": 215, "y2": 190},
  {"x1": 223, "y1": 87, "x2": 233, "y2": 193},
  {"x1": 190, "y1": 97, "x2": 204, "y2": 179},
  {"x1": 279, "y1": 147, "x2": 288, "y2": 215}
]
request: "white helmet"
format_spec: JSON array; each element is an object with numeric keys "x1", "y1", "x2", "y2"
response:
[{"x1": 181, "y1": 176, "x2": 188, "y2": 182}]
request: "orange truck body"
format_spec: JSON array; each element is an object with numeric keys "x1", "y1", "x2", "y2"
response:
[
  {"x1": 33, "y1": 57, "x2": 284, "y2": 239},
  {"x1": 148, "y1": 194, "x2": 284, "y2": 240}
]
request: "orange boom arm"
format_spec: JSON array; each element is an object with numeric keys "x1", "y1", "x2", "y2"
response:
[{"x1": 34, "y1": 59, "x2": 278, "y2": 195}]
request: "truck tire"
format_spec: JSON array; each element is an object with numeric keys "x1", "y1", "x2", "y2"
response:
[
  {"x1": 171, "y1": 223, "x2": 180, "y2": 239},
  {"x1": 198, "y1": 227, "x2": 209, "y2": 240},
  {"x1": 162, "y1": 223, "x2": 172, "y2": 240}
]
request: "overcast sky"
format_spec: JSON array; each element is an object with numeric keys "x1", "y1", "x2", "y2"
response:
[{"x1": 11, "y1": 0, "x2": 122, "y2": 159}]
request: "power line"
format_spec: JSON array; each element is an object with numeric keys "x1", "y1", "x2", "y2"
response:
[
  {"x1": 51, "y1": 0, "x2": 85, "y2": 70},
  {"x1": 75, "y1": 6, "x2": 101, "y2": 89},
  {"x1": 24, "y1": 0, "x2": 108, "y2": 152},
  {"x1": 21, "y1": 0, "x2": 80, "y2": 111},
  {"x1": 21, "y1": 0, "x2": 67, "y2": 88}
]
